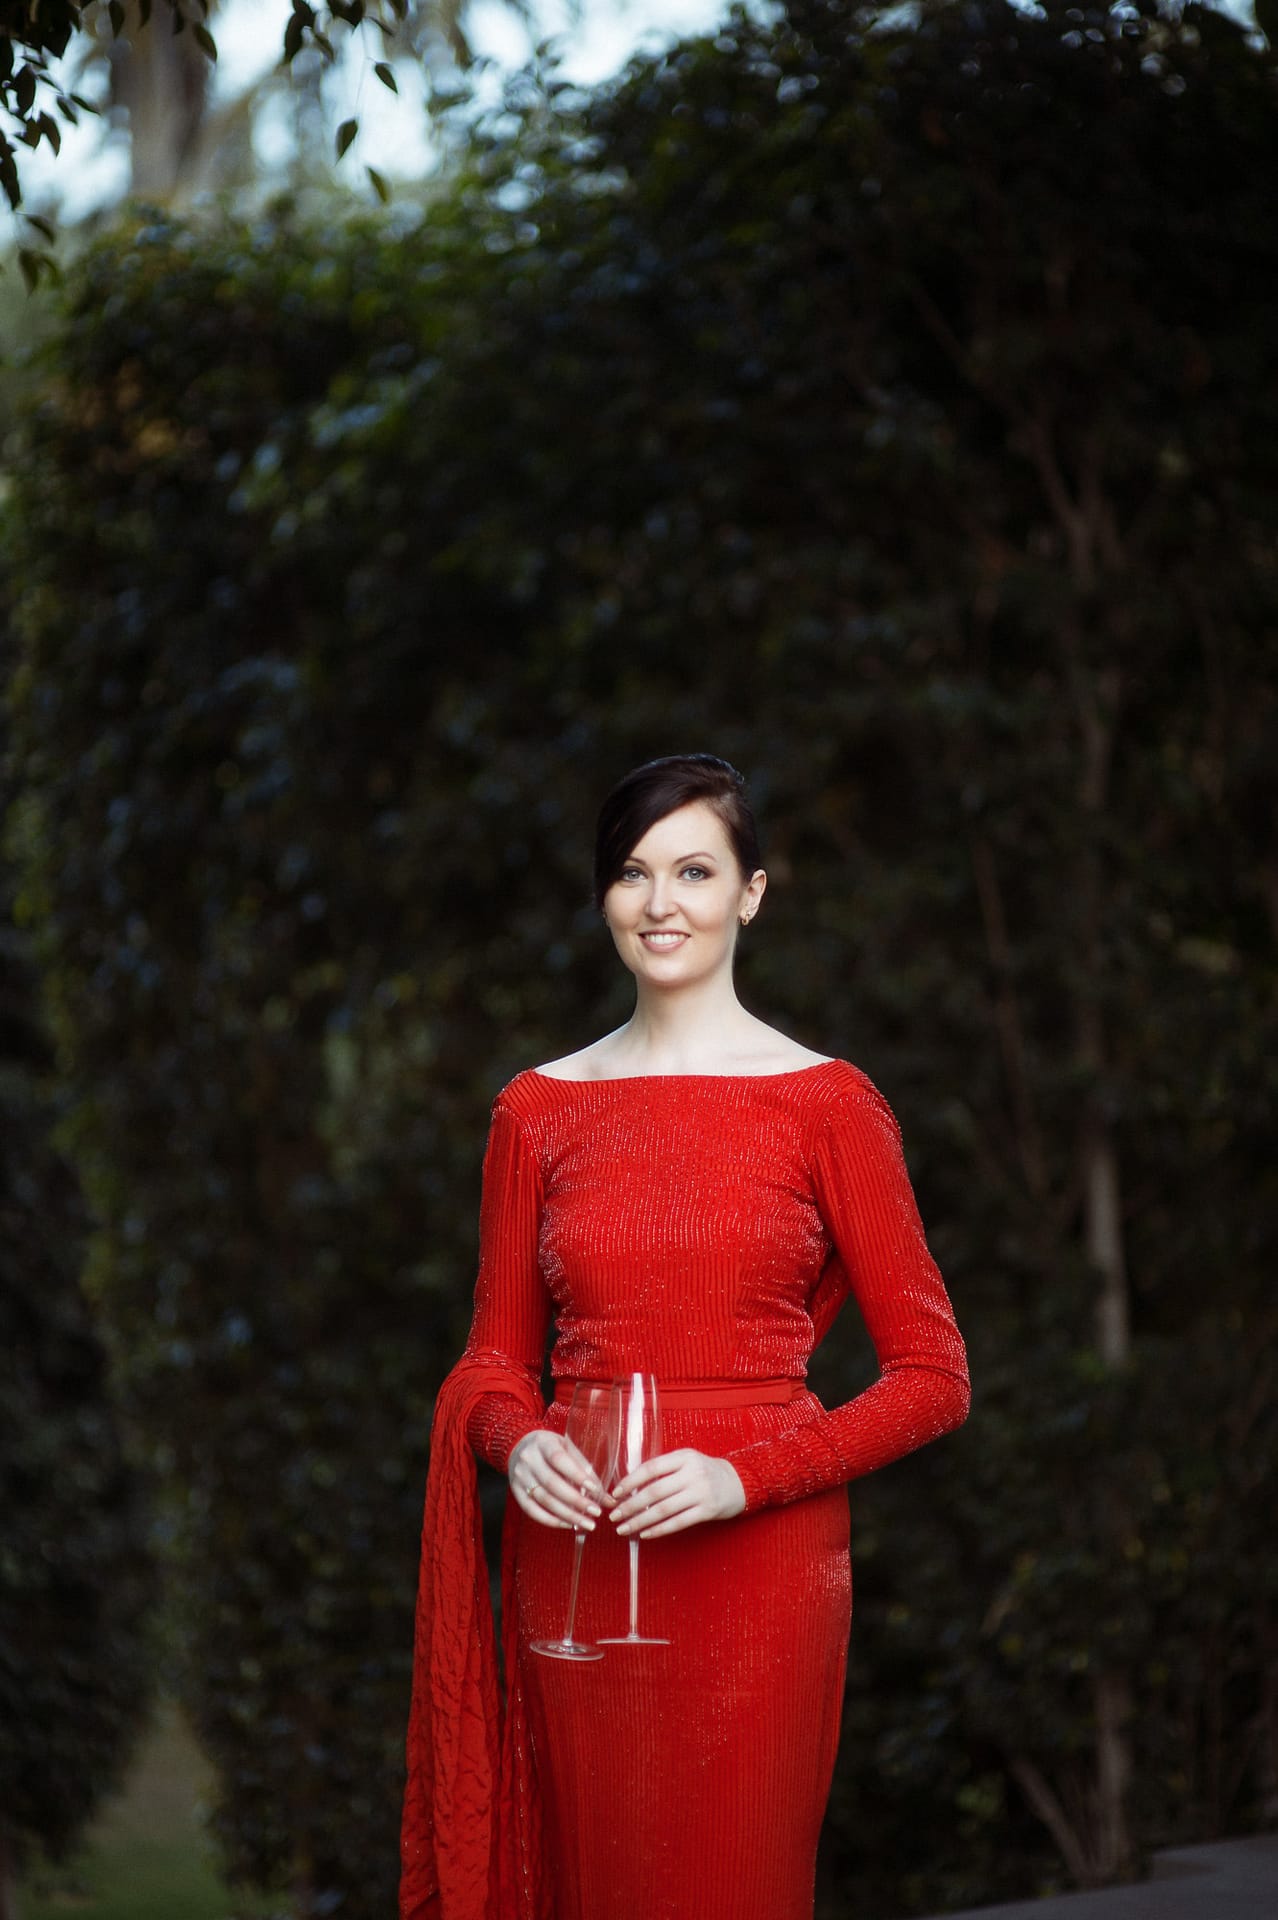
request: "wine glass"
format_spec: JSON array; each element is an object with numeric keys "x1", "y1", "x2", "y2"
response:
[
  {"x1": 531, "y1": 1382, "x2": 621, "y2": 1662},
  {"x1": 599, "y1": 1372, "x2": 670, "y2": 1647}
]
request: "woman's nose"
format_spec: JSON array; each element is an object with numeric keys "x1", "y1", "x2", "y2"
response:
[{"x1": 645, "y1": 878, "x2": 675, "y2": 919}]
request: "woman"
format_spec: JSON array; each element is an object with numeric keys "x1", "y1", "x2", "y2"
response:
[{"x1": 400, "y1": 753, "x2": 970, "y2": 1920}]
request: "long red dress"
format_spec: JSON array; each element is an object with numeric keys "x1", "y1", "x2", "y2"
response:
[{"x1": 401, "y1": 1060, "x2": 970, "y2": 1920}]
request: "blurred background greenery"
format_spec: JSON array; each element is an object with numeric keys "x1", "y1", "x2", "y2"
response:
[{"x1": 1, "y1": 2, "x2": 1275, "y2": 1918}]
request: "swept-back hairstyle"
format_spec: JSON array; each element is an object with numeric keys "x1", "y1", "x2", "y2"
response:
[{"x1": 593, "y1": 754, "x2": 763, "y2": 912}]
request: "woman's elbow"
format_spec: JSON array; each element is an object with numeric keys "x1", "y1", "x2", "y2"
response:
[{"x1": 945, "y1": 1366, "x2": 972, "y2": 1433}]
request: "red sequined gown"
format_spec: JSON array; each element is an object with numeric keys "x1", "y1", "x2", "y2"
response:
[{"x1": 402, "y1": 1060, "x2": 970, "y2": 1920}]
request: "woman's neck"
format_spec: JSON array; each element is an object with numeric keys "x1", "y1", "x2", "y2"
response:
[{"x1": 604, "y1": 977, "x2": 765, "y2": 1074}]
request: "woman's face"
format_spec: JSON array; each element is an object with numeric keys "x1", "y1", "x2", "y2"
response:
[{"x1": 602, "y1": 800, "x2": 766, "y2": 990}]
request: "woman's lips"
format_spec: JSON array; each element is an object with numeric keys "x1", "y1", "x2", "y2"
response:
[{"x1": 639, "y1": 931, "x2": 688, "y2": 949}]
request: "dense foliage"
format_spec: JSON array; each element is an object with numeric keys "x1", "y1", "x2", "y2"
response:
[
  {"x1": 3, "y1": 2, "x2": 1276, "y2": 1914},
  {"x1": 0, "y1": 835, "x2": 157, "y2": 1906},
  {"x1": 1, "y1": 0, "x2": 434, "y2": 265}
]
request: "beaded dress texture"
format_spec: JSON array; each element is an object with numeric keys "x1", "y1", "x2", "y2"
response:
[{"x1": 400, "y1": 1059, "x2": 970, "y2": 1920}]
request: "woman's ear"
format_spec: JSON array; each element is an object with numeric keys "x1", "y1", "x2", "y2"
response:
[{"x1": 740, "y1": 868, "x2": 767, "y2": 925}]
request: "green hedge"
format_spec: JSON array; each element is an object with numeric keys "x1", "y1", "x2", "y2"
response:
[
  {"x1": 0, "y1": 843, "x2": 157, "y2": 1888},
  {"x1": 3, "y1": 3, "x2": 1276, "y2": 1913}
]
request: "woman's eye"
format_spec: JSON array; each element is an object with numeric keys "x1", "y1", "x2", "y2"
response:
[
  {"x1": 681, "y1": 865, "x2": 709, "y2": 881},
  {"x1": 620, "y1": 867, "x2": 643, "y2": 882}
]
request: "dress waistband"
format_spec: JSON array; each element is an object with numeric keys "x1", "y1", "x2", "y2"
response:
[{"x1": 552, "y1": 1377, "x2": 806, "y2": 1410}]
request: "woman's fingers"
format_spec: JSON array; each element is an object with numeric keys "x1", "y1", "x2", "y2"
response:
[
  {"x1": 610, "y1": 1450, "x2": 746, "y2": 1537},
  {"x1": 611, "y1": 1451, "x2": 688, "y2": 1519},
  {"x1": 554, "y1": 1440, "x2": 611, "y2": 1506},
  {"x1": 508, "y1": 1430, "x2": 605, "y2": 1530},
  {"x1": 627, "y1": 1505, "x2": 702, "y2": 1541},
  {"x1": 611, "y1": 1451, "x2": 680, "y2": 1507},
  {"x1": 513, "y1": 1438, "x2": 744, "y2": 1537},
  {"x1": 617, "y1": 1490, "x2": 700, "y2": 1538},
  {"x1": 541, "y1": 1452, "x2": 604, "y2": 1518},
  {"x1": 618, "y1": 1486, "x2": 695, "y2": 1536}
]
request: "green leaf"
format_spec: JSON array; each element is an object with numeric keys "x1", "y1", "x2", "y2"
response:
[
  {"x1": 0, "y1": 142, "x2": 19, "y2": 211},
  {"x1": 15, "y1": 64, "x2": 37, "y2": 117},
  {"x1": 193, "y1": 24, "x2": 218, "y2": 61},
  {"x1": 374, "y1": 63, "x2": 398, "y2": 94},
  {"x1": 18, "y1": 246, "x2": 42, "y2": 293},
  {"x1": 108, "y1": 0, "x2": 125, "y2": 36},
  {"x1": 25, "y1": 212, "x2": 55, "y2": 241},
  {"x1": 367, "y1": 166, "x2": 390, "y2": 204},
  {"x1": 336, "y1": 118, "x2": 358, "y2": 162}
]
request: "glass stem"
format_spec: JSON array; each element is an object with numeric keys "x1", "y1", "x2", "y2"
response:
[
  {"x1": 562, "y1": 1530, "x2": 587, "y2": 1644},
  {"x1": 628, "y1": 1539, "x2": 640, "y2": 1635}
]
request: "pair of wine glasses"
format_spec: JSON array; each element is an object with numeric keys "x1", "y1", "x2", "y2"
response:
[{"x1": 531, "y1": 1373, "x2": 669, "y2": 1662}]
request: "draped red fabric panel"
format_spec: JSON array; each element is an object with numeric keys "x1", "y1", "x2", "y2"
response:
[{"x1": 399, "y1": 1354, "x2": 545, "y2": 1920}]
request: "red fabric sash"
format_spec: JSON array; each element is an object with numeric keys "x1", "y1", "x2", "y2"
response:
[{"x1": 399, "y1": 1354, "x2": 547, "y2": 1920}]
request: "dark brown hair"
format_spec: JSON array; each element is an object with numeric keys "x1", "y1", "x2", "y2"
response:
[{"x1": 593, "y1": 754, "x2": 763, "y2": 911}]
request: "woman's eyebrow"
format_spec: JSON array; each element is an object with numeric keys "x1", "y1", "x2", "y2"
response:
[{"x1": 625, "y1": 850, "x2": 719, "y2": 866}]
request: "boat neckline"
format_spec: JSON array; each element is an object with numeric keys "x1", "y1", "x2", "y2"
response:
[{"x1": 525, "y1": 1059, "x2": 839, "y2": 1086}]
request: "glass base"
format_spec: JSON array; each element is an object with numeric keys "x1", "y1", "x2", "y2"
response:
[
  {"x1": 598, "y1": 1633, "x2": 670, "y2": 1645},
  {"x1": 530, "y1": 1637, "x2": 605, "y2": 1662}
]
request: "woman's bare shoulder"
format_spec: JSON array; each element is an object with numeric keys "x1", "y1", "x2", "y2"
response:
[
  {"x1": 529, "y1": 1042, "x2": 616, "y2": 1082},
  {"x1": 746, "y1": 1033, "x2": 834, "y2": 1071},
  {"x1": 722, "y1": 1015, "x2": 833, "y2": 1074}
]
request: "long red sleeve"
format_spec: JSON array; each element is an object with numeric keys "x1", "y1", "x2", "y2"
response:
[
  {"x1": 724, "y1": 1078, "x2": 969, "y2": 1510},
  {"x1": 461, "y1": 1096, "x2": 551, "y2": 1472}
]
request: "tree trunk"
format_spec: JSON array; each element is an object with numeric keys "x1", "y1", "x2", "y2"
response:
[
  {"x1": 970, "y1": 831, "x2": 1049, "y2": 1202},
  {"x1": 110, "y1": 4, "x2": 212, "y2": 199},
  {"x1": 1093, "y1": 1668, "x2": 1134, "y2": 1881},
  {"x1": 1070, "y1": 637, "x2": 1136, "y2": 1883},
  {"x1": 1079, "y1": 1035, "x2": 1129, "y2": 1368}
]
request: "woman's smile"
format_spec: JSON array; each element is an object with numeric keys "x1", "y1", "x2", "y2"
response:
[{"x1": 602, "y1": 799, "x2": 765, "y2": 989}]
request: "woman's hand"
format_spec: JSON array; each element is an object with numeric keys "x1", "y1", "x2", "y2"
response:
[
  {"x1": 508, "y1": 1429, "x2": 610, "y2": 1531},
  {"x1": 609, "y1": 1450, "x2": 746, "y2": 1540}
]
